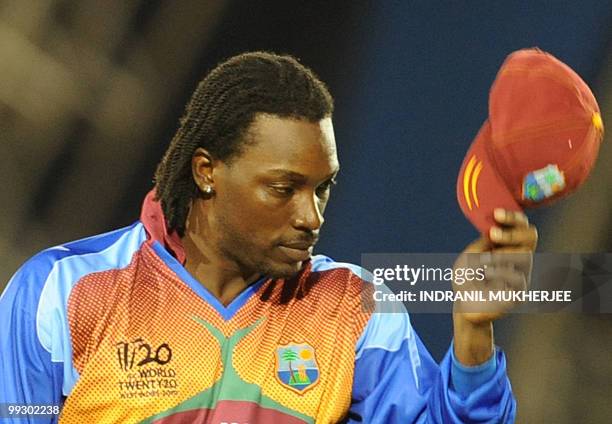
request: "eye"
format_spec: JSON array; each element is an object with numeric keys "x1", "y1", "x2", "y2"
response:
[
  {"x1": 269, "y1": 185, "x2": 295, "y2": 197},
  {"x1": 316, "y1": 178, "x2": 337, "y2": 197}
]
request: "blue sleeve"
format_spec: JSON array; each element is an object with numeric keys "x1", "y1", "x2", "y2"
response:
[
  {"x1": 450, "y1": 343, "x2": 497, "y2": 398},
  {"x1": 0, "y1": 261, "x2": 65, "y2": 423},
  {"x1": 348, "y1": 311, "x2": 516, "y2": 423}
]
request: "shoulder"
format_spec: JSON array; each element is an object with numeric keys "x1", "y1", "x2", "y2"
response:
[
  {"x1": 307, "y1": 254, "x2": 413, "y2": 338},
  {"x1": 3, "y1": 222, "x2": 146, "y2": 297},
  {"x1": 312, "y1": 255, "x2": 416, "y2": 358},
  {"x1": 308, "y1": 254, "x2": 374, "y2": 291},
  {"x1": 1, "y1": 222, "x2": 147, "y2": 352}
]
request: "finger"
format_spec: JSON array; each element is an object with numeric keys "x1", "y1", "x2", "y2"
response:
[
  {"x1": 494, "y1": 208, "x2": 529, "y2": 228},
  {"x1": 482, "y1": 268, "x2": 528, "y2": 314},
  {"x1": 489, "y1": 225, "x2": 538, "y2": 248},
  {"x1": 484, "y1": 266, "x2": 527, "y2": 291},
  {"x1": 462, "y1": 250, "x2": 531, "y2": 276},
  {"x1": 489, "y1": 250, "x2": 533, "y2": 290},
  {"x1": 489, "y1": 250, "x2": 533, "y2": 270}
]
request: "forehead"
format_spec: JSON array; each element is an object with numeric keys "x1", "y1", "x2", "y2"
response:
[{"x1": 233, "y1": 114, "x2": 339, "y2": 176}]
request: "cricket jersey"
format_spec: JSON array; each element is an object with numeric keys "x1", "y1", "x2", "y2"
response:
[{"x1": 0, "y1": 191, "x2": 516, "y2": 423}]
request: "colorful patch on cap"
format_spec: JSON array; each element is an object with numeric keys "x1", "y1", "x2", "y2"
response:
[
  {"x1": 275, "y1": 343, "x2": 319, "y2": 394},
  {"x1": 522, "y1": 164, "x2": 565, "y2": 202},
  {"x1": 592, "y1": 112, "x2": 603, "y2": 132},
  {"x1": 462, "y1": 155, "x2": 483, "y2": 210}
]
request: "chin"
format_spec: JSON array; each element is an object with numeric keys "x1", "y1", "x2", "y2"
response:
[{"x1": 260, "y1": 260, "x2": 304, "y2": 280}]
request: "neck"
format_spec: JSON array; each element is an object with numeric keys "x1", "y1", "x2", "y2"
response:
[
  {"x1": 181, "y1": 204, "x2": 260, "y2": 306},
  {"x1": 182, "y1": 230, "x2": 261, "y2": 306}
]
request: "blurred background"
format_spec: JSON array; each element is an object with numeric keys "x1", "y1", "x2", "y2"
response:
[{"x1": 1, "y1": 1, "x2": 611, "y2": 421}]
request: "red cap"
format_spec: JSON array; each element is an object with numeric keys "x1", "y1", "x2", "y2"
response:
[{"x1": 457, "y1": 48, "x2": 604, "y2": 235}]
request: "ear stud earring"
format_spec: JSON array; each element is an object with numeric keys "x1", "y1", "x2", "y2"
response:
[{"x1": 201, "y1": 185, "x2": 214, "y2": 196}]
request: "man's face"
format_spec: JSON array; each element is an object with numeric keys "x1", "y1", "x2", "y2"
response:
[{"x1": 204, "y1": 114, "x2": 339, "y2": 279}]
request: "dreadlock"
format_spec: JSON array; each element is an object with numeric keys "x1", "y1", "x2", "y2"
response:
[{"x1": 154, "y1": 51, "x2": 334, "y2": 237}]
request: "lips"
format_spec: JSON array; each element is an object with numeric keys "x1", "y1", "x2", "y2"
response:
[
  {"x1": 282, "y1": 240, "x2": 315, "y2": 250},
  {"x1": 277, "y1": 245, "x2": 313, "y2": 262},
  {"x1": 277, "y1": 238, "x2": 317, "y2": 262}
]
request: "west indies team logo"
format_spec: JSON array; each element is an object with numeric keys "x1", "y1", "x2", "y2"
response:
[
  {"x1": 275, "y1": 343, "x2": 319, "y2": 394},
  {"x1": 522, "y1": 164, "x2": 566, "y2": 202}
]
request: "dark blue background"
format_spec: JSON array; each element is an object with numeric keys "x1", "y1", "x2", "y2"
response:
[{"x1": 123, "y1": 1, "x2": 612, "y2": 358}]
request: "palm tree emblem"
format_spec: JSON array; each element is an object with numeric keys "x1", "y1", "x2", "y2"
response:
[
  {"x1": 276, "y1": 343, "x2": 319, "y2": 393},
  {"x1": 282, "y1": 349, "x2": 300, "y2": 384}
]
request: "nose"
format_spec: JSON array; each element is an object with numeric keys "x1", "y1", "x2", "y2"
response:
[{"x1": 292, "y1": 192, "x2": 324, "y2": 232}]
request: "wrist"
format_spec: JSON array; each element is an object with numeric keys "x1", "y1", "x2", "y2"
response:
[{"x1": 453, "y1": 313, "x2": 494, "y2": 366}]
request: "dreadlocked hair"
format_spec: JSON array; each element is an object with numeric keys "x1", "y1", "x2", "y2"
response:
[{"x1": 154, "y1": 51, "x2": 334, "y2": 237}]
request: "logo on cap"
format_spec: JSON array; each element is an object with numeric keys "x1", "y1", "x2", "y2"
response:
[
  {"x1": 592, "y1": 112, "x2": 604, "y2": 132},
  {"x1": 522, "y1": 164, "x2": 566, "y2": 202},
  {"x1": 462, "y1": 155, "x2": 483, "y2": 210}
]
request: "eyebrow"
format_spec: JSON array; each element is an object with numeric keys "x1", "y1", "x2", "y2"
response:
[{"x1": 265, "y1": 167, "x2": 340, "y2": 181}]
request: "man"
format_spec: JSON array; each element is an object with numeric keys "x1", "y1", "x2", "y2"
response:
[{"x1": 0, "y1": 52, "x2": 536, "y2": 423}]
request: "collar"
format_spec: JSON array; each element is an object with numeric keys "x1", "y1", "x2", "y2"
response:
[{"x1": 140, "y1": 189, "x2": 186, "y2": 264}]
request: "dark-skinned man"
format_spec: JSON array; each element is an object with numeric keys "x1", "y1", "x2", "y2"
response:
[{"x1": 0, "y1": 52, "x2": 536, "y2": 423}]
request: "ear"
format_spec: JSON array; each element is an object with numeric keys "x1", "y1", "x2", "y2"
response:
[{"x1": 191, "y1": 148, "x2": 215, "y2": 194}]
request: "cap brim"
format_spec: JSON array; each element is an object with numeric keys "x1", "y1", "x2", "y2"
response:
[{"x1": 456, "y1": 121, "x2": 522, "y2": 235}]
